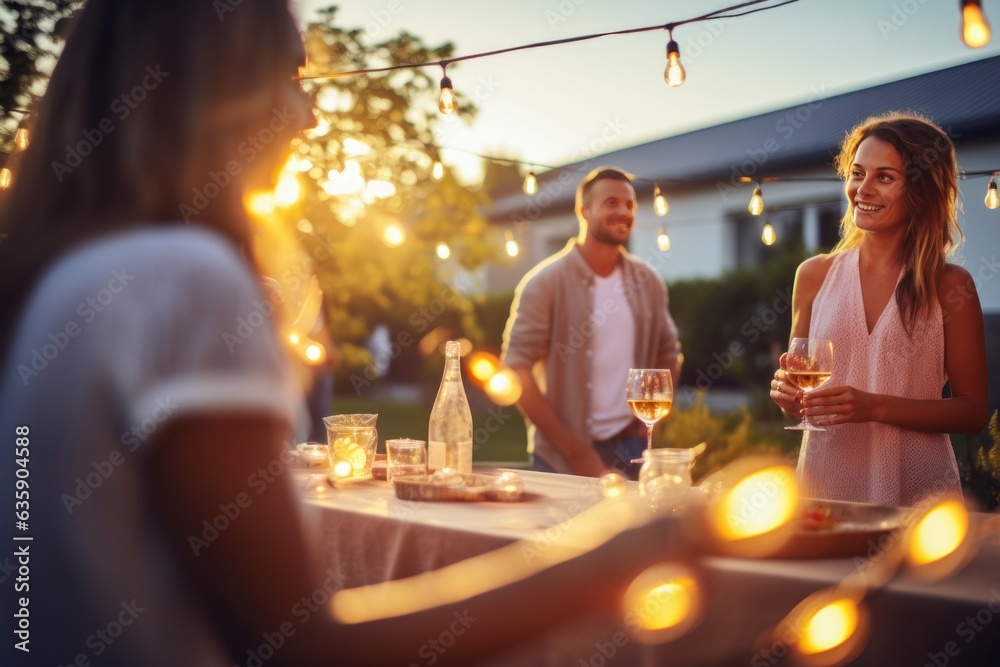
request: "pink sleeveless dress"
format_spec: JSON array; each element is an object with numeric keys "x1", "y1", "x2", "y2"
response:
[{"x1": 798, "y1": 247, "x2": 961, "y2": 507}]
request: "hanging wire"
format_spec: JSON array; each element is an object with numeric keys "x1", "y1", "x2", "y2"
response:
[{"x1": 297, "y1": 0, "x2": 802, "y2": 82}]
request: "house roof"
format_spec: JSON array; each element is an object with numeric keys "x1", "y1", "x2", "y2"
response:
[{"x1": 487, "y1": 55, "x2": 1000, "y2": 220}]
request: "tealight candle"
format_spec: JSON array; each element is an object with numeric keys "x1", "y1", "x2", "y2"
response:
[
  {"x1": 297, "y1": 443, "x2": 331, "y2": 471},
  {"x1": 492, "y1": 471, "x2": 524, "y2": 501},
  {"x1": 598, "y1": 472, "x2": 626, "y2": 498}
]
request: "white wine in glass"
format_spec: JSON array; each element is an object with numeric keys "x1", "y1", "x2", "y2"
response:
[
  {"x1": 784, "y1": 337, "x2": 834, "y2": 431},
  {"x1": 626, "y1": 368, "x2": 674, "y2": 452}
]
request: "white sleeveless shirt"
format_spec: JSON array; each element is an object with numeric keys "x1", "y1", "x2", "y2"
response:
[{"x1": 797, "y1": 247, "x2": 961, "y2": 507}]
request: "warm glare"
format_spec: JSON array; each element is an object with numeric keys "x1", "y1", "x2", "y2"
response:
[
  {"x1": 716, "y1": 466, "x2": 797, "y2": 540},
  {"x1": 798, "y1": 598, "x2": 859, "y2": 655},
  {"x1": 908, "y1": 498, "x2": 968, "y2": 566},
  {"x1": 274, "y1": 171, "x2": 301, "y2": 207},
  {"x1": 383, "y1": 224, "x2": 406, "y2": 247},
  {"x1": 246, "y1": 191, "x2": 276, "y2": 217},
  {"x1": 468, "y1": 352, "x2": 500, "y2": 382},
  {"x1": 485, "y1": 369, "x2": 523, "y2": 406}
]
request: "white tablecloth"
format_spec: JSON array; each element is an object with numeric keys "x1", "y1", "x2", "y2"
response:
[{"x1": 301, "y1": 469, "x2": 1000, "y2": 666}]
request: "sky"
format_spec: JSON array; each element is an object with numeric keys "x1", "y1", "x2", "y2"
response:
[{"x1": 291, "y1": 0, "x2": 1000, "y2": 183}]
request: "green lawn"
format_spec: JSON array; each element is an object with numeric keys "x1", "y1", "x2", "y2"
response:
[{"x1": 332, "y1": 396, "x2": 529, "y2": 464}]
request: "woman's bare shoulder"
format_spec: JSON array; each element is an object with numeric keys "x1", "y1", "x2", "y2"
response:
[{"x1": 795, "y1": 253, "x2": 837, "y2": 292}]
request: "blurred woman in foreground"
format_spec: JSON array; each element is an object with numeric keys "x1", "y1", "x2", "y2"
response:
[{"x1": 0, "y1": 2, "x2": 680, "y2": 665}]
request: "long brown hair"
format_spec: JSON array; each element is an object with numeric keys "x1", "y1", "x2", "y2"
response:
[
  {"x1": 831, "y1": 111, "x2": 961, "y2": 333},
  {"x1": 0, "y1": 0, "x2": 306, "y2": 360}
]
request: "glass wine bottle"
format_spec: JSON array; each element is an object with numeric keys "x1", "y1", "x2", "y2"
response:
[{"x1": 427, "y1": 341, "x2": 473, "y2": 474}]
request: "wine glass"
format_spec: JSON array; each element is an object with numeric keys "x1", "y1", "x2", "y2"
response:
[
  {"x1": 784, "y1": 338, "x2": 834, "y2": 431},
  {"x1": 626, "y1": 368, "x2": 674, "y2": 453}
]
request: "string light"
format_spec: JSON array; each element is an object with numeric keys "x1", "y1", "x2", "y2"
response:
[
  {"x1": 298, "y1": 1, "x2": 804, "y2": 90},
  {"x1": 505, "y1": 230, "x2": 519, "y2": 257},
  {"x1": 664, "y1": 28, "x2": 686, "y2": 87},
  {"x1": 653, "y1": 183, "x2": 669, "y2": 216},
  {"x1": 522, "y1": 170, "x2": 538, "y2": 195},
  {"x1": 657, "y1": 227, "x2": 671, "y2": 251},
  {"x1": 961, "y1": 0, "x2": 991, "y2": 47},
  {"x1": 761, "y1": 222, "x2": 777, "y2": 245},
  {"x1": 438, "y1": 65, "x2": 457, "y2": 115},
  {"x1": 431, "y1": 160, "x2": 445, "y2": 181},
  {"x1": 748, "y1": 183, "x2": 764, "y2": 215},
  {"x1": 0, "y1": 167, "x2": 11, "y2": 190},
  {"x1": 986, "y1": 175, "x2": 999, "y2": 209},
  {"x1": 436, "y1": 242, "x2": 451, "y2": 259},
  {"x1": 14, "y1": 128, "x2": 29, "y2": 151}
]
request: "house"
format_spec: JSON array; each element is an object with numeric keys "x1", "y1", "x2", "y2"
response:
[{"x1": 484, "y1": 55, "x2": 1000, "y2": 410}]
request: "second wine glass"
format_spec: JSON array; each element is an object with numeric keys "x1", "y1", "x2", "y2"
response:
[{"x1": 626, "y1": 368, "x2": 674, "y2": 452}]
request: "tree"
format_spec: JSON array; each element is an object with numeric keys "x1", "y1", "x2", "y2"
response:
[
  {"x1": 1, "y1": 3, "x2": 500, "y2": 375},
  {"x1": 275, "y1": 6, "x2": 497, "y2": 374},
  {"x1": 0, "y1": 1, "x2": 80, "y2": 152}
]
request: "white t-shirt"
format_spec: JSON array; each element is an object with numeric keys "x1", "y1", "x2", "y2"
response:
[
  {"x1": 589, "y1": 266, "x2": 635, "y2": 439},
  {"x1": 0, "y1": 227, "x2": 300, "y2": 666}
]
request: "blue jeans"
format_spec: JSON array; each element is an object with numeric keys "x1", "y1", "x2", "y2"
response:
[{"x1": 533, "y1": 426, "x2": 647, "y2": 481}]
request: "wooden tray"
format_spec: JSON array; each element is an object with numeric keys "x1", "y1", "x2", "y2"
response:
[
  {"x1": 769, "y1": 499, "x2": 908, "y2": 559},
  {"x1": 393, "y1": 474, "x2": 494, "y2": 502}
]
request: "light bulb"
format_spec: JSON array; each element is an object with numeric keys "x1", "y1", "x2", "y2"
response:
[
  {"x1": 653, "y1": 183, "x2": 669, "y2": 216},
  {"x1": 505, "y1": 230, "x2": 519, "y2": 257},
  {"x1": 657, "y1": 227, "x2": 671, "y2": 252},
  {"x1": 436, "y1": 242, "x2": 451, "y2": 259},
  {"x1": 0, "y1": 167, "x2": 11, "y2": 190},
  {"x1": 986, "y1": 176, "x2": 1000, "y2": 209},
  {"x1": 384, "y1": 223, "x2": 406, "y2": 247},
  {"x1": 432, "y1": 161, "x2": 444, "y2": 181},
  {"x1": 962, "y1": 0, "x2": 991, "y2": 48},
  {"x1": 762, "y1": 222, "x2": 777, "y2": 246},
  {"x1": 14, "y1": 128, "x2": 29, "y2": 151},
  {"x1": 664, "y1": 40, "x2": 686, "y2": 87},
  {"x1": 748, "y1": 184, "x2": 764, "y2": 216},
  {"x1": 522, "y1": 171, "x2": 538, "y2": 195},
  {"x1": 438, "y1": 75, "x2": 457, "y2": 114}
]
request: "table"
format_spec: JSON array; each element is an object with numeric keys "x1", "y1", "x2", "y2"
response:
[{"x1": 301, "y1": 469, "x2": 1000, "y2": 666}]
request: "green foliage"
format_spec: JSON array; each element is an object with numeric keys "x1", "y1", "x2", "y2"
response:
[
  {"x1": 966, "y1": 410, "x2": 1000, "y2": 509},
  {"x1": 668, "y1": 244, "x2": 806, "y2": 397},
  {"x1": 654, "y1": 391, "x2": 799, "y2": 482},
  {"x1": 0, "y1": 1, "x2": 81, "y2": 151},
  {"x1": 281, "y1": 6, "x2": 499, "y2": 373}
]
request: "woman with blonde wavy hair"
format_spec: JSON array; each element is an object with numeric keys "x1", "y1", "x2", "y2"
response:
[{"x1": 770, "y1": 111, "x2": 988, "y2": 507}]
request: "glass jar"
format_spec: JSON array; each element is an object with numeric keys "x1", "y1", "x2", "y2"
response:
[{"x1": 639, "y1": 448, "x2": 694, "y2": 509}]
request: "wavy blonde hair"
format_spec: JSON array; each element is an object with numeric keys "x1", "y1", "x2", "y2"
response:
[{"x1": 832, "y1": 111, "x2": 961, "y2": 333}]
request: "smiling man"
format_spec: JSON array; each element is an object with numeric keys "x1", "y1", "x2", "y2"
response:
[{"x1": 501, "y1": 167, "x2": 683, "y2": 479}]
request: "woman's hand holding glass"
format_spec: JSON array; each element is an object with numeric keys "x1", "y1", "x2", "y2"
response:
[{"x1": 782, "y1": 338, "x2": 834, "y2": 431}]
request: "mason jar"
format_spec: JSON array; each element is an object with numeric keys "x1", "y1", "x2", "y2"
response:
[{"x1": 639, "y1": 448, "x2": 694, "y2": 509}]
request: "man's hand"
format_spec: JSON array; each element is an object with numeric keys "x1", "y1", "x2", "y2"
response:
[{"x1": 566, "y1": 445, "x2": 606, "y2": 477}]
